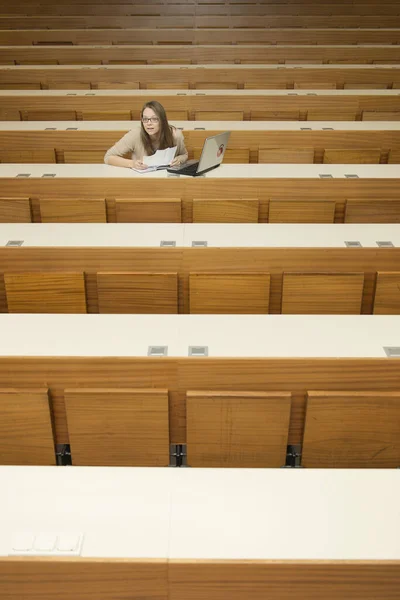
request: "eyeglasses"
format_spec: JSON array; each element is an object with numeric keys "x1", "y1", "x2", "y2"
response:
[{"x1": 142, "y1": 117, "x2": 160, "y2": 124}]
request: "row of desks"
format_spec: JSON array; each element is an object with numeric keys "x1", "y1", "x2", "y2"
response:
[
  {"x1": 0, "y1": 466, "x2": 399, "y2": 599},
  {"x1": 2, "y1": 27, "x2": 400, "y2": 46},
  {"x1": 2, "y1": 64, "x2": 400, "y2": 89},
  {"x1": 2, "y1": 44, "x2": 400, "y2": 64}
]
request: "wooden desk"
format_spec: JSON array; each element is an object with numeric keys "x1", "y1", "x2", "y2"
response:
[
  {"x1": 1, "y1": 64, "x2": 400, "y2": 90},
  {"x1": 2, "y1": 44, "x2": 400, "y2": 66},
  {"x1": 1, "y1": 28, "x2": 400, "y2": 47},
  {"x1": 0, "y1": 466, "x2": 399, "y2": 599},
  {"x1": 1, "y1": 89, "x2": 399, "y2": 122},
  {"x1": 1, "y1": 120, "x2": 400, "y2": 165}
]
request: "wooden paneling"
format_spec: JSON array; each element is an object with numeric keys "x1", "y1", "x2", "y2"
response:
[
  {"x1": 0, "y1": 559, "x2": 168, "y2": 600},
  {"x1": 116, "y1": 198, "x2": 182, "y2": 223},
  {"x1": 94, "y1": 81, "x2": 140, "y2": 89},
  {"x1": 194, "y1": 111, "x2": 243, "y2": 121},
  {"x1": 169, "y1": 561, "x2": 400, "y2": 600},
  {"x1": 0, "y1": 388, "x2": 55, "y2": 465},
  {"x1": 97, "y1": 272, "x2": 178, "y2": 314},
  {"x1": 302, "y1": 391, "x2": 400, "y2": 468},
  {"x1": 167, "y1": 111, "x2": 189, "y2": 121},
  {"x1": 40, "y1": 198, "x2": 107, "y2": 223},
  {"x1": 195, "y1": 83, "x2": 238, "y2": 90},
  {"x1": 251, "y1": 110, "x2": 300, "y2": 121},
  {"x1": 192, "y1": 198, "x2": 259, "y2": 223},
  {"x1": 362, "y1": 111, "x2": 400, "y2": 121},
  {"x1": 20, "y1": 109, "x2": 77, "y2": 121},
  {"x1": 323, "y1": 148, "x2": 381, "y2": 164},
  {"x1": 268, "y1": 200, "x2": 335, "y2": 224},
  {"x1": 46, "y1": 81, "x2": 91, "y2": 90},
  {"x1": 0, "y1": 197, "x2": 31, "y2": 223},
  {"x1": 294, "y1": 82, "x2": 337, "y2": 89},
  {"x1": 281, "y1": 273, "x2": 364, "y2": 314},
  {"x1": 373, "y1": 272, "x2": 400, "y2": 315},
  {"x1": 189, "y1": 273, "x2": 270, "y2": 314},
  {"x1": 344, "y1": 83, "x2": 390, "y2": 89},
  {"x1": 344, "y1": 199, "x2": 400, "y2": 223},
  {"x1": 78, "y1": 110, "x2": 132, "y2": 121},
  {"x1": 306, "y1": 109, "x2": 356, "y2": 121},
  {"x1": 259, "y1": 148, "x2": 314, "y2": 164},
  {"x1": 4, "y1": 272, "x2": 87, "y2": 313},
  {"x1": 0, "y1": 149, "x2": 55, "y2": 163},
  {"x1": 193, "y1": 147, "x2": 249, "y2": 163},
  {"x1": 146, "y1": 82, "x2": 189, "y2": 89},
  {"x1": 64, "y1": 150, "x2": 105, "y2": 164},
  {"x1": 186, "y1": 390, "x2": 291, "y2": 468},
  {"x1": 64, "y1": 388, "x2": 170, "y2": 466},
  {"x1": 388, "y1": 149, "x2": 400, "y2": 164}
]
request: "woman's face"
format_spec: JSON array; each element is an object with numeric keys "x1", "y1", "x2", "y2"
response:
[{"x1": 142, "y1": 107, "x2": 160, "y2": 137}]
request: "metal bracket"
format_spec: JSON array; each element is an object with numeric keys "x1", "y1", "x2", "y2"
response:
[
  {"x1": 56, "y1": 444, "x2": 72, "y2": 466},
  {"x1": 169, "y1": 444, "x2": 187, "y2": 467},
  {"x1": 284, "y1": 444, "x2": 303, "y2": 468},
  {"x1": 191, "y1": 240, "x2": 208, "y2": 247},
  {"x1": 319, "y1": 173, "x2": 333, "y2": 178},
  {"x1": 160, "y1": 240, "x2": 176, "y2": 247},
  {"x1": 344, "y1": 174, "x2": 359, "y2": 178},
  {"x1": 41, "y1": 173, "x2": 56, "y2": 178},
  {"x1": 16, "y1": 173, "x2": 31, "y2": 178}
]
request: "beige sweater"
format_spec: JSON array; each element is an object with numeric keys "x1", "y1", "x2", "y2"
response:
[{"x1": 104, "y1": 125, "x2": 188, "y2": 164}]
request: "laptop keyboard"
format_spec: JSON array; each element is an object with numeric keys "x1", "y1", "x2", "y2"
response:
[{"x1": 176, "y1": 163, "x2": 199, "y2": 176}]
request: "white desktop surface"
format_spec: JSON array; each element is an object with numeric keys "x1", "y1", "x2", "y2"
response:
[
  {"x1": 0, "y1": 223, "x2": 185, "y2": 247},
  {"x1": 1, "y1": 89, "x2": 399, "y2": 97},
  {"x1": 1, "y1": 223, "x2": 399, "y2": 248},
  {"x1": 170, "y1": 468, "x2": 400, "y2": 560},
  {"x1": 0, "y1": 314, "x2": 398, "y2": 358},
  {"x1": 2, "y1": 120, "x2": 400, "y2": 132},
  {"x1": 1, "y1": 163, "x2": 400, "y2": 179},
  {"x1": 0, "y1": 466, "x2": 174, "y2": 558},
  {"x1": 0, "y1": 466, "x2": 399, "y2": 561}
]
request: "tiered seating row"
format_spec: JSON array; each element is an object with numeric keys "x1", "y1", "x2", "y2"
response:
[
  {"x1": 2, "y1": 27, "x2": 400, "y2": 46},
  {"x1": 2, "y1": 45, "x2": 400, "y2": 65},
  {"x1": 1, "y1": 90, "x2": 400, "y2": 121},
  {"x1": 0, "y1": 313, "x2": 399, "y2": 465},
  {"x1": 2, "y1": 65, "x2": 400, "y2": 90}
]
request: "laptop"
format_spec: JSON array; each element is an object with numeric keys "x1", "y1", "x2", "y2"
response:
[{"x1": 167, "y1": 131, "x2": 231, "y2": 177}]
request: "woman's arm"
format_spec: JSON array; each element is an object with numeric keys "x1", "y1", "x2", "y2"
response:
[
  {"x1": 170, "y1": 129, "x2": 189, "y2": 166},
  {"x1": 104, "y1": 129, "x2": 148, "y2": 169}
]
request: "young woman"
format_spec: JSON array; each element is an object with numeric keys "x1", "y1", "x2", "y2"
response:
[{"x1": 104, "y1": 100, "x2": 188, "y2": 170}]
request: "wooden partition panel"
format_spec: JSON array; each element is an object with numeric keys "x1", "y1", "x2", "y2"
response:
[
  {"x1": 64, "y1": 388, "x2": 170, "y2": 466},
  {"x1": 373, "y1": 272, "x2": 400, "y2": 314},
  {"x1": 344, "y1": 199, "x2": 400, "y2": 223},
  {"x1": 20, "y1": 109, "x2": 77, "y2": 121},
  {"x1": 362, "y1": 111, "x2": 400, "y2": 121},
  {"x1": 97, "y1": 272, "x2": 178, "y2": 314},
  {"x1": 302, "y1": 391, "x2": 400, "y2": 468},
  {"x1": 0, "y1": 149, "x2": 56, "y2": 163},
  {"x1": 259, "y1": 148, "x2": 314, "y2": 164},
  {"x1": 281, "y1": 273, "x2": 364, "y2": 314},
  {"x1": 388, "y1": 149, "x2": 400, "y2": 164},
  {"x1": 0, "y1": 388, "x2": 55, "y2": 465},
  {"x1": 323, "y1": 148, "x2": 381, "y2": 164},
  {"x1": 194, "y1": 111, "x2": 243, "y2": 121},
  {"x1": 78, "y1": 110, "x2": 132, "y2": 121},
  {"x1": 64, "y1": 150, "x2": 105, "y2": 164},
  {"x1": 189, "y1": 273, "x2": 270, "y2": 314},
  {"x1": 0, "y1": 197, "x2": 31, "y2": 222},
  {"x1": 40, "y1": 198, "x2": 107, "y2": 223},
  {"x1": 186, "y1": 391, "x2": 291, "y2": 468},
  {"x1": 192, "y1": 198, "x2": 259, "y2": 223},
  {"x1": 115, "y1": 198, "x2": 182, "y2": 223},
  {"x1": 4, "y1": 272, "x2": 87, "y2": 313},
  {"x1": 0, "y1": 558, "x2": 168, "y2": 600},
  {"x1": 268, "y1": 200, "x2": 335, "y2": 224},
  {"x1": 94, "y1": 81, "x2": 140, "y2": 89},
  {"x1": 251, "y1": 110, "x2": 300, "y2": 121},
  {"x1": 306, "y1": 109, "x2": 356, "y2": 121}
]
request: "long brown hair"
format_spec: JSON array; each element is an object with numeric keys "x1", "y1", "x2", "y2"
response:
[{"x1": 140, "y1": 100, "x2": 174, "y2": 155}]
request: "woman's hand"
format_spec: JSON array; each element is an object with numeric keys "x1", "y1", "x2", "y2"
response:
[
  {"x1": 131, "y1": 159, "x2": 148, "y2": 170},
  {"x1": 169, "y1": 156, "x2": 183, "y2": 167}
]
